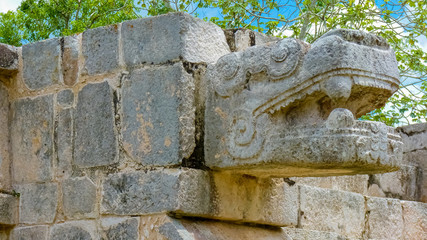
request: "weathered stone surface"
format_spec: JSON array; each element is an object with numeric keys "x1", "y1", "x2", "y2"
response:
[
  {"x1": 50, "y1": 221, "x2": 97, "y2": 240},
  {"x1": 0, "y1": 193, "x2": 18, "y2": 225},
  {"x1": 282, "y1": 227, "x2": 349, "y2": 240},
  {"x1": 62, "y1": 35, "x2": 80, "y2": 86},
  {"x1": 57, "y1": 89, "x2": 74, "y2": 107},
  {"x1": 205, "y1": 29, "x2": 401, "y2": 177},
  {"x1": 401, "y1": 201, "x2": 427, "y2": 240},
  {"x1": 17, "y1": 182, "x2": 58, "y2": 224},
  {"x1": 11, "y1": 225, "x2": 48, "y2": 240},
  {"x1": 0, "y1": 43, "x2": 18, "y2": 75},
  {"x1": 366, "y1": 197, "x2": 403, "y2": 240},
  {"x1": 404, "y1": 150, "x2": 427, "y2": 202},
  {"x1": 74, "y1": 82, "x2": 117, "y2": 167},
  {"x1": 398, "y1": 122, "x2": 427, "y2": 153},
  {"x1": 122, "y1": 64, "x2": 194, "y2": 166},
  {"x1": 82, "y1": 24, "x2": 119, "y2": 75},
  {"x1": 291, "y1": 174, "x2": 369, "y2": 195},
  {"x1": 299, "y1": 185, "x2": 365, "y2": 238},
  {"x1": 121, "y1": 12, "x2": 229, "y2": 66},
  {"x1": 101, "y1": 169, "x2": 210, "y2": 215},
  {"x1": 56, "y1": 108, "x2": 73, "y2": 179},
  {"x1": 11, "y1": 95, "x2": 53, "y2": 183},
  {"x1": 62, "y1": 177, "x2": 97, "y2": 219},
  {"x1": 101, "y1": 217, "x2": 139, "y2": 240},
  {"x1": 23, "y1": 38, "x2": 60, "y2": 89},
  {"x1": 223, "y1": 29, "x2": 279, "y2": 52},
  {"x1": 0, "y1": 83, "x2": 10, "y2": 189}
]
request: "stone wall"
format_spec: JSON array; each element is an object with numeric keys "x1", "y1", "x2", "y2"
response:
[{"x1": 0, "y1": 13, "x2": 425, "y2": 240}]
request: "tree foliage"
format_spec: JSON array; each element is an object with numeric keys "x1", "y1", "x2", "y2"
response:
[{"x1": 1, "y1": 0, "x2": 426, "y2": 126}]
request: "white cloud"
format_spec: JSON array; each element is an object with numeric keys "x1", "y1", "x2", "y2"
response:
[{"x1": 0, "y1": 0, "x2": 21, "y2": 13}]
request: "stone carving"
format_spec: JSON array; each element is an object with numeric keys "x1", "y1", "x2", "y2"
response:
[{"x1": 205, "y1": 29, "x2": 402, "y2": 177}]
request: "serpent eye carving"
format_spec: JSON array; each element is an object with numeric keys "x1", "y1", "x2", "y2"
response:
[{"x1": 217, "y1": 53, "x2": 240, "y2": 80}]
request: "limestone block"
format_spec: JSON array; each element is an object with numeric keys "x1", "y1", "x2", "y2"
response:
[
  {"x1": 122, "y1": 64, "x2": 194, "y2": 166},
  {"x1": 282, "y1": 227, "x2": 349, "y2": 240},
  {"x1": 62, "y1": 35, "x2": 80, "y2": 86},
  {"x1": 74, "y1": 81, "x2": 117, "y2": 167},
  {"x1": 0, "y1": 83, "x2": 10, "y2": 189},
  {"x1": 56, "y1": 108, "x2": 73, "y2": 179},
  {"x1": 62, "y1": 177, "x2": 97, "y2": 219},
  {"x1": 398, "y1": 122, "x2": 427, "y2": 153},
  {"x1": 11, "y1": 95, "x2": 53, "y2": 183},
  {"x1": 0, "y1": 43, "x2": 18, "y2": 76},
  {"x1": 101, "y1": 217, "x2": 139, "y2": 240},
  {"x1": 291, "y1": 174, "x2": 369, "y2": 195},
  {"x1": 223, "y1": 29, "x2": 279, "y2": 52},
  {"x1": 366, "y1": 197, "x2": 403, "y2": 240},
  {"x1": 401, "y1": 201, "x2": 427, "y2": 240},
  {"x1": 11, "y1": 225, "x2": 48, "y2": 240},
  {"x1": 403, "y1": 150, "x2": 427, "y2": 202},
  {"x1": 57, "y1": 89, "x2": 74, "y2": 107},
  {"x1": 22, "y1": 38, "x2": 60, "y2": 89},
  {"x1": 101, "y1": 168, "x2": 210, "y2": 215},
  {"x1": 50, "y1": 221, "x2": 98, "y2": 240},
  {"x1": 205, "y1": 29, "x2": 402, "y2": 177},
  {"x1": 121, "y1": 12, "x2": 229, "y2": 66},
  {"x1": 0, "y1": 193, "x2": 18, "y2": 225},
  {"x1": 17, "y1": 182, "x2": 58, "y2": 224},
  {"x1": 82, "y1": 24, "x2": 119, "y2": 75},
  {"x1": 299, "y1": 185, "x2": 365, "y2": 238}
]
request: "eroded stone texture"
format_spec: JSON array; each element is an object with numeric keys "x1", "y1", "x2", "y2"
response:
[
  {"x1": 11, "y1": 225, "x2": 48, "y2": 240},
  {"x1": 121, "y1": 12, "x2": 229, "y2": 66},
  {"x1": 282, "y1": 227, "x2": 349, "y2": 240},
  {"x1": 0, "y1": 193, "x2": 18, "y2": 225},
  {"x1": 50, "y1": 221, "x2": 97, "y2": 240},
  {"x1": 291, "y1": 174, "x2": 369, "y2": 195},
  {"x1": 56, "y1": 108, "x2": 73, "y2": 179},
  {"x1": 23, "y1": 38, "x2": 60, "y2": 89},
  {"x1": 62, "y1": 177, "x2": 97, "y2": 219},
  {"x1": 299, "y1": 185, "x2": 365, "y2": 238},
  {"x1": 101, "y1": 169, "x2": 210, "y2": 215},
  {"x1": 398, "y1": 123, "x2": 427, "y2": 153},
  {"x1": 366, "y1": 197, "x2": 403, "y2": 240},
  {"x1": 11, "y1": 95, "x2": 53, "y2": 183},
  {"x1": 57, "y1": 89, "x2": 74, "y2": 107},
  {"x1": 122, "y1": 64, "x2": 194, "y2": 166},
  {"x1": 74, "y1": 82, "x2": 117, "y2": 167},
  {"x1": 223, "y1": 29, "x2": 279, "y2": 52},
  {"x1": 82, "y1": 24, "x2": 119, "y2": 75},
  {"x1": 0, "y1": 43, "x2": 18, "y2": 76},
  {"x1": 401, "y1": 201, "x2": 427, "y2": 240},
  {"x1": 17, "y1": 182, "x2": 58, "y2": 224},
  {"x1": 101, "y1": 217, "x2": 139, "y2": 240},
  {"x1": 0, "y1": 83, "x2": 10, "y2": 189},
  {"x1": 62, "y1": 35, "x2": 80, "y2": 86}
]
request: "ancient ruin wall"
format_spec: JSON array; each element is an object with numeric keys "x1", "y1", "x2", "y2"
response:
[{"x1": 0, "y1": 12, "x2": 425, "y2": 240}]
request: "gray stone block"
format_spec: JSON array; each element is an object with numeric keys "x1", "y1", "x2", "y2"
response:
[
  {"x1": 121, "y1": 12, "x2": 229, "y2": 66},
  {"x1": 74, "y1": 81, "x2": 117, "y2": 167},
  {"x1": 11, "y1": 225, "x2": 48, "y2": 240},
  {"x1": 299, "y1": 185, "x2": 365, "y2": 238},
  {"x1": 101, "y1": 169, "x2": 210, "y2": 215},
  {"x1": 101, "y1": 217, "x2": 139, "y2": 240},
  {"x1": 17, "y1": 182, "x2": 58, "y2": 224},
  {"x1": 366, "y1": 197, "x2": 403, "y2": 240},
  {"x1": 62, "y1": 177, "x2": 97, "y2": 219},
  {"x1": 82, "y1": 24, "x2": 119, "y2": 75},
  {"x1": 0, "y1": 83, "x2": 10, "y2": 189},
  {"x1": 0, "y1": 193, "x2": 18, "y2": 225},
  {"x1": 50, "y1": 221, "x2": 97, "y2": 240},
  {"x1": 0, "y1": 43, "x2": 18, "y2": 75},
  {"x1": 57, "y1": 89, "x2": 74, "y2": 107},
  {"x1": 11, "y1": 95, "x2": 53, "y2": 183},
  {"x1": 56, "y1": 108, "x2": 73, "y2": 179},
  {"x1": 122, "y1": 64, "x2": 194, "y2": 166},
  {"x1": 62, "y1": 35, "x2": 80, "y2": 86},
  {"x1": 22, "y1": 38, "x2": 60, "y2": 89}
]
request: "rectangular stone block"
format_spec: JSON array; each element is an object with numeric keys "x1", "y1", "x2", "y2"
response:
[
  {"x1": 398, "y1": 122, "x2": 427, "y2": 153},
  {"x1": 223, "y1": 29, "x2": 279, "y2": 52},
  {"x1": 121, "y1": 12, "x2": 229, "y2": 66},
  {"x1": 0, "y1": 83, "x2": 10, "y2": 190},
  {"x1": 366, "y1": 197, "x2": 403, "y2": 240},
  {"x1": 101, "y1": 168, "x2": 210, "y2": 215},
  {"x1": 62, "y1": 35, "x2": 80, "y2": 86},
  {"x1": 62, "y1": 177, "x2": 97, "y2": 219},
  {"x1": 282, "y1": 227, "x2": 349, "y2": 240},
  {"x1": 55, "y1": 107, "x2": 73, "y2": 179},
  {"x1": 0, "y1": 193, "x2": 18, "y2": 225},
  {"x1": 122, "y1": 64, "x2": 194, "y2": 166},
  {"x1": 403, "y1": 150, "x2": 427, "y2": 202},
  {"x1": 82, "y1": 24, "x2": 119, "y2": 75},
  {"x1": 16, "y1": 182, "x2": 58, "y2": 224},
  {"x1": 22, "y1": 38, "x2": 60, "y2": 89},
  {"x1": 101, "y1": 217, "x2": 139, "y2": 240},
  {"x1": 11, "y1": 225, "x2": 48, "y2": 240},
  {"x1": 49, "y1": 221, "x2": 97, "y2": 240},
  {"x1": 74, "y1": 81, "x2": 117, "y2": 167},
  {"x1": 401, "y1": 201, "x2": 427, "y2": 240},
  {"x1": 11, "y1": 95, "x2": 53, "y2": 183},
  {"x1": 299, "y1": 185, "x2": 365, "y2": 238},
  {"x1": 291, "y1": 174, "x2": 369, "y2": 195}
]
